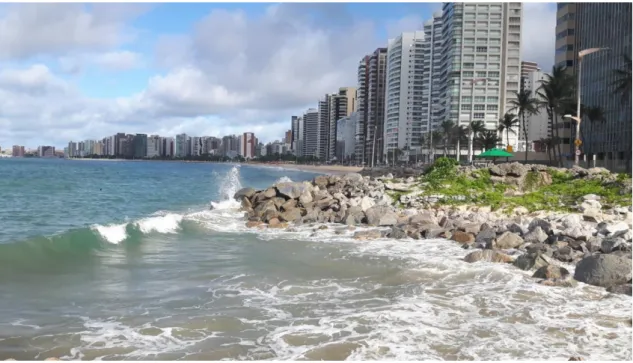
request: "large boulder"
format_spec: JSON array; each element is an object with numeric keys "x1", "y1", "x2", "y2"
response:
[
  {"x1": 234, "y1": 187, "x2": 256, "y2": 201},
  {"x1": 464, "y1": 250, "x2": 514, "y2": 264},
  {"x1": 344, "y1": 206, "x2": 365, "y2": 226},
  {"x1": 533, "y1": 265, "x2": 570, "y2": 280},
  {"x1": 606, "y1": 284, "x2": 632, "y2": 296},
  {"x1": 353, "y1": 230, "x2": 382, "y2": 240},
  {"x1": 451, "y1": 231, "x2": 475, "y2": 244},
  {"x1": 279, "y1": 208, "x2": 303, "y2": 223},
  {"x1": 493, "y1": 232, "x2": 524, "y2": 249},
  {"x1": 523, "y1": 226, "x2": 549, "y2": 244},
  {"x1": 573, "y1": 254, "x2": 632, "y2": 287},
  {"x1": 365, "y1": 205, "x2": 398, "y2": 226},
  {"x1": 276, "y1": 182, "x2": 313, "y2": 199},
  {"x1": 513, "y1": 251, "x2": 557, "y2": 271}
]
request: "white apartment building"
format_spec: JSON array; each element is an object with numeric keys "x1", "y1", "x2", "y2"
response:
[
  {"x1": 240, "y1": 132, "x2": 256, "y2": 159},
  {"x1": 147, "y1": 135, "x2": 161, "y2": 158},
  {"x1": 422, "y1": 11, "x2": 445, "y2": 133},
  {"x1": 430, "y1": 2, "x2": 522, "y2": 153},
  {"x1": 522, "y1": 69, "x2": 550, "y2": 150},
  {"x1": 336, "y1": 112, "x2": 359, "y2": 162},
  {"x1": 383, "y1": 31, "x2": 425, "y2": 160}
]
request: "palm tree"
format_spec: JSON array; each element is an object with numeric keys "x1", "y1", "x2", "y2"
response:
[
  {"x1": 497, "y1": 112, "x2": 519, "y2": 150},
  {"x1": 613, "y1": 53, "x2": 632, "y2": 105},
  {"x1": 452, "y1": 124, "x2": 467, "y2": 162},
  {"x1": 584, "y1": 106, "x2": 605, "y2": 156},
  {"x1": 509, "y1": 90, "x2": 539, "y2": 162},
  {"x1": 439, "y1": 120, "x2": 455, "y2": 157},
  {"x1": 476, "y1": 130, "x2": 502, "y2": 151},
  {"x1": 537, "y1": 65, "x2": 575, "y2": 166},
  {"x1": 468, "y1": 120, "x2": 486, "y2": 156},
  {"x1": 430, "y1": 130, "x2": 442, "y2": 163}
]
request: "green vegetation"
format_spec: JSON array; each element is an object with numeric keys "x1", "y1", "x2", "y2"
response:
[{"x1": 413, "y1": 157, "x2": 631, "y2": 213}]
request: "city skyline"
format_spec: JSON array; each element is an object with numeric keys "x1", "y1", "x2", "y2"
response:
[{"x1": 0, "y1": 2, "x2": 558, "y2": 149}]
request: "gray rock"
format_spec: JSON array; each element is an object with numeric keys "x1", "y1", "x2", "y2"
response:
[
  {"x1": 276, "y1": 182, "x2": 312, "y2": 199},
  {"x1": 476, "y1": 228, "x2": 497, "y2": 244},
  {"x1": 601, "y1": 237, "x2": 625, "y2": 253},
  {"x1": 344, "y1": 206, "x2": 365, "y2": 226},
  {"x1": 573, "y1": 254, "x2": 633, "y2": 288},
  {"x1": 606, "y1": 222, "x2": 629, "y2": 236},
  {"x1": 353, "y1": 230, "x2": 382, "y2": 240},
  {"x1": 494, "y1": 232, "x2": 524, "y2": 249},
  {"x1": 560, "y1": 214, "x2": 582, "y2": 230},
  {"x1": 365, "y1": 205, "x2": 398, "y2": 226},
  {"x1": 586, "y1": 236, "x2": 603, "y2": 253},
  {"x1": 279, "y1": 208, "x2": 302, "y2": 223},
  {"x1": 583, "y1": 208, "x2": 603, "y2": 223},
  {"x1": 234, "y1": 187, "x2": 256, "y2": 201},
  {"x1": 507, "y1": 223, "x2": 525, "y2": 235},
  {"x1": 253, "y1": 199, "x2": 278, "y2": 219},
  {"x1": 553, "y1": 246, "x2": 574, "y2": 263},
  {"x1": 387, "y1": 226, "x2": 408, "y2": 239},
  {"x1": 533, "y1": 265, "x2": 570, "y2": 280},
  {"x1": 606, "y1": 284, "x2": 632, "y2": 296},
  {"x1": 313, "y1": 175, "x2": 329, "y2": 188},
  {"x1": 580, "y1": 199, "x2": 602, "y2": 212},
  {"x1": 409, "y1": 211, "x2": 437, "y2": 226},
  {"x1": 262, "y1": 187, "x2": 277, "y2": 199},
  {"x1": 424, "y1": 228, "x2": 452, "y2": 239},
  {"x1": 528, "y1": 218, "x2": 552, "y2": 234},
  {"x1": 523, "y1": 226, "x2": 548, "y2": 243},
  {"x1": 513, "y1": 252, "x2": 557, "y2": 271},
  {"x1": 464, "y1": 250, "x2": 514, "y2": 264}
]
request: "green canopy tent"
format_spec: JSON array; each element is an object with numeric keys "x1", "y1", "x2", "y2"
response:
[{"x1": 475, "y1": 148, "x2": 514, "y2": 164}]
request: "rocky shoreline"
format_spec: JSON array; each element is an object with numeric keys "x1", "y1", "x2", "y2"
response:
[{"x1": 234, "y1": 163, "x2": 633, "y2": 297}]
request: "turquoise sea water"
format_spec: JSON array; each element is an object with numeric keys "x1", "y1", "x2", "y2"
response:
[{"x1": 0, "y1": 158, "x2": 630, "y2": 360}]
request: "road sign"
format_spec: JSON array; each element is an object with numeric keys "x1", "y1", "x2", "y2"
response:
[
  {"x1": 575, "y1": 149, "x2": 581, "y2": 156},
  {"x1": 506, "y1": 145, "x2": 513, "y2": 152},
  {"x1": 574, "y1": 139, "x2": 582, "y2": 146}
]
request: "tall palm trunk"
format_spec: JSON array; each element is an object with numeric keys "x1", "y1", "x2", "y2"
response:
[
  {"x1": 553, "y1": 113, "x2": 564, "y2": 167},
  {"x1": 455, "y1": 139, "x2": 460, "y2": 162},
  {"x1": 521, "y1": 113, "x2": 529, "y2": 162},
  {"x1": 546, "y1": 106, "x2": 559, "y2": 165}
]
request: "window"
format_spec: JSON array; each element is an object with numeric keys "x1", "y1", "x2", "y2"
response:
[
  {"x1": 476, "y1": 71, "x2": 486, "y2": 77},
  {"x1": 476, "y1": 55, "x2": 487, "y2": 62},
  {"x1": 461, "y1": 104, "x2": 471, "y2": 111},
  {"x1": 489, "y1": 38, "x2": 501, "y2": 45},
  {"x1": 474, "y1": 104, "x2": 485, "y2": 111},
  {"x1": 476, "y1": 46, "x2": 488, "y2": 53},
  {"x1": 462, "y1": 71, "x2": 474, "y2": 77},
  {"x1": 488, "y1": 72, "x2": 499, "y2": 78},
  {"x1": 476, "y1": 38, "x2": 487, "y2": 44},
  {"x1": 464, "y1": 29, "x2": 476, "y2": 36},
  {"x1": 509, "y1": 25, "x2": 520, "y2": 33},
  {"x1": 491, "y1": 5, "x2": 502, "y2": 11},
  {"x1": 462, "y1": 96, "x2": 472, "y2": 103},
  {"x1": 474, "y1": 113, "x2": 485, "y2": 119},
  {"x1": 487, "y1": 105, "x2": 498, "y2": 111},
  {"x1": 490, "y1": 46, "x2": 500, "y2": 53},
  {"x1": 490, "y1": 13, "x2": 501, "y2": 19},
  {"x1": 464, "y1": 38, "x2": 475, "y2": 44},
  {"x1": 475, "y1": 63, "x2": 486, "y2": 69},
  {"x1": 490, "y1": 30, "x2": 502, "y2": 37},
  {"x1": 490, "y1": 55, "x2": 500, "y2": 61},
  {"x1": 489, "y1": 63, "x2": 500, "y2": 70},
  {"x1": 490, "y1": 21, "x2": 501, "y2": 28},
  {"x1": 487, "y1": 96, "x2": 499, "y2": 103},
  {"x1": 474, "y1": 96, "x2": 486, "y2": 102},
  {"x1": 463, "y1": 46, "x2": 475, "y2": 52},
  {"x1": 463, "y1": 62, "x2": 474, "y2": 69}
]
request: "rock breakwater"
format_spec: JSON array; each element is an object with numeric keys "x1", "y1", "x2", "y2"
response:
[{"x1": 234, "y1": 162, "x2": 632, "y2": 296}]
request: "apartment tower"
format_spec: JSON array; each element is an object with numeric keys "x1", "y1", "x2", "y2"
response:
[
  {"x1": 355, "y1": 48, "x2": 387, "y2": 165},
  {"x1": 520, "y1": 61, "x2": 540, "y2": 90},
  {"x1": 555, "y1": 3, "x2": 577, "y2": 72},
  {"x1": 422, "y1": 11, "x2": 445, "y2": 137},
  {"x1": 383, "y1": 31, "x2": 425, "y2": 161},
  {"x1": 302, "y1": 108, "x2": 319, "y2": 158},
  {"x1": 432, "y1": 2, "x2": 522, "y2": 151},
  {"x1": 327, "y1": 87, "x2": 357, "y2": 161}
]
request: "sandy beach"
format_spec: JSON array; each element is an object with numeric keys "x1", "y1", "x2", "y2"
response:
[
  {"x1": 246, "y1": 163, "x2": 363, "y2": 174},
  {"x1": 68, "y1": 158, "x2": 364, "y2": 174}
]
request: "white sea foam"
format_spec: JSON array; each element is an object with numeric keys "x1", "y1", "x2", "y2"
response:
[
  {"x1": 92, "y1": 223, "x2": 128, "y2": 244},
  {"x1": 85, "y1": 165, "x2": 631, "y2": 361},
  {"x1": 274, "y1": 176, "x2": 293, "y2": 184}
]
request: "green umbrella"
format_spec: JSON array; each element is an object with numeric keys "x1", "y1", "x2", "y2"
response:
[{"x1": 476, "y1": 148, "x2": 514, "y2": 158}]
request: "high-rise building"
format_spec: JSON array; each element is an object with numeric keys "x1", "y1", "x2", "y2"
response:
[
  {"x1": 429, "y1": 3, "x2": 522, "y2": 152},
  {"x1": 520, "y1": 61, "x2": 540, "y2": 90},
  {"x1": 240, "y1": 132, "x2": 257, "y2": 159},
  {"x1": 384, "y1": 31, "x2": 425, "y2": 161},
  {"x1": 290, "y1": 116, "x2": 300, "y2": 152},
  {"x1": 175, "y1": 133, "x2": 188, "y2": 158},
  {"x1": 12, "y1": 145, "x2": 25, "y2": 157},
  {"x1": 284, "y1": 130, "x2": 292, "y2": 145},
  {"x1": 522, "y1": 69, "x2": 551, "y2": 150},
  {"x1": 147, "y1": 135, "x2": 161, "y2": 158},
  {"x1": 327, "y1": 87, "x2": 357, "y2": 161},
  {"x1": 422, "y1": 11, "x2": 444, "y2": 137},
  {"x1": 38, "y1": 146, "x2": 55, "y2": 157},
  {"x1": 191, "y1": 136, "x2": 202, "y2": 157},
  {"x1": 555, "y1": 3, "x2": 577, "y2": 72},
  {"x1": 302, "y1": 108, "x2": 319, "y2": 158},
  {"x1": 336, "y1": 112, "x2": 359, "y2": 163},
  {"x1": 355, "y1": 48, "x2": 387, "y2": 165},
  {"x1": 575, "y1": 3, "x2": 632, "y2": 166},
  {"x1": 317, "y1": 97, "x2": 330, "y2": 160},
  {"x1": 133, "y1": 134, "x2": 148, "y2": 159}
]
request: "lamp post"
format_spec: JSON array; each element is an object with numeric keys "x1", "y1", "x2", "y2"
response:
[
  {"x1": 566, "y1": 47, "x2": 609, "y2": 166},
  {"x1": 467, "y1": 78, "x2": 492, "y2": 164}
]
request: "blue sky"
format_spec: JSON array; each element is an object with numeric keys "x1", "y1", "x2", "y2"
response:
[{"x1": 0, "y1": 2, "x2": 556, "y2": 149}]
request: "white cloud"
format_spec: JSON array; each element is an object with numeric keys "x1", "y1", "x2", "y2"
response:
[
  {"x1": 0, "y1": 3, "x2": 557, "y2": 149},
  {"x1": 0, "y1": 3, "x2": 145, "y2": 60},
  {"x1": 522, "y1": 3, "x2": 557, "y2": 71}
]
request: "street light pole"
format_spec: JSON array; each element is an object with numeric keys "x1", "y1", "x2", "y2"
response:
[
  {"x1": 467, "y1": 78, "x2": 489, "y2": 164},
  {"x1": 371, "y1": 125, "x2": 377, "y2": 168},
  {"x1": 571, "y1": 47, "x2": 608, "y2": 166}
]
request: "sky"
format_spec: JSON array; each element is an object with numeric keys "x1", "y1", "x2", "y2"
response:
[{"x1": 0, "y1": 2, "x2": 557, "y2": 149}]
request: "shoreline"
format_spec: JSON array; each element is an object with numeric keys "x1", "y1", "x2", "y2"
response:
[
  {"x1": 67, "y1": 158, "x2": 364, "y2": 174},
  {"x1": 235, "y1": 162, "x2": 633, "y2": 298}
]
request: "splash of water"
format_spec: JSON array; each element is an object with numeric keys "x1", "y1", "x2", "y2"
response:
[{"x1": 218, "y1": 166, "x2": 243, "y2": 201}]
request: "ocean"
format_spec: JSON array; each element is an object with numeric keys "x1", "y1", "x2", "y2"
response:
[{"x1": 0, "y1": 158, "x2": 630, "y2": 360}]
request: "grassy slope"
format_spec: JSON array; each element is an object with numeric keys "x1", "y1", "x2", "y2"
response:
[{"x1": 388, "y1": 158, "x2": 631, "y2": 213}]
